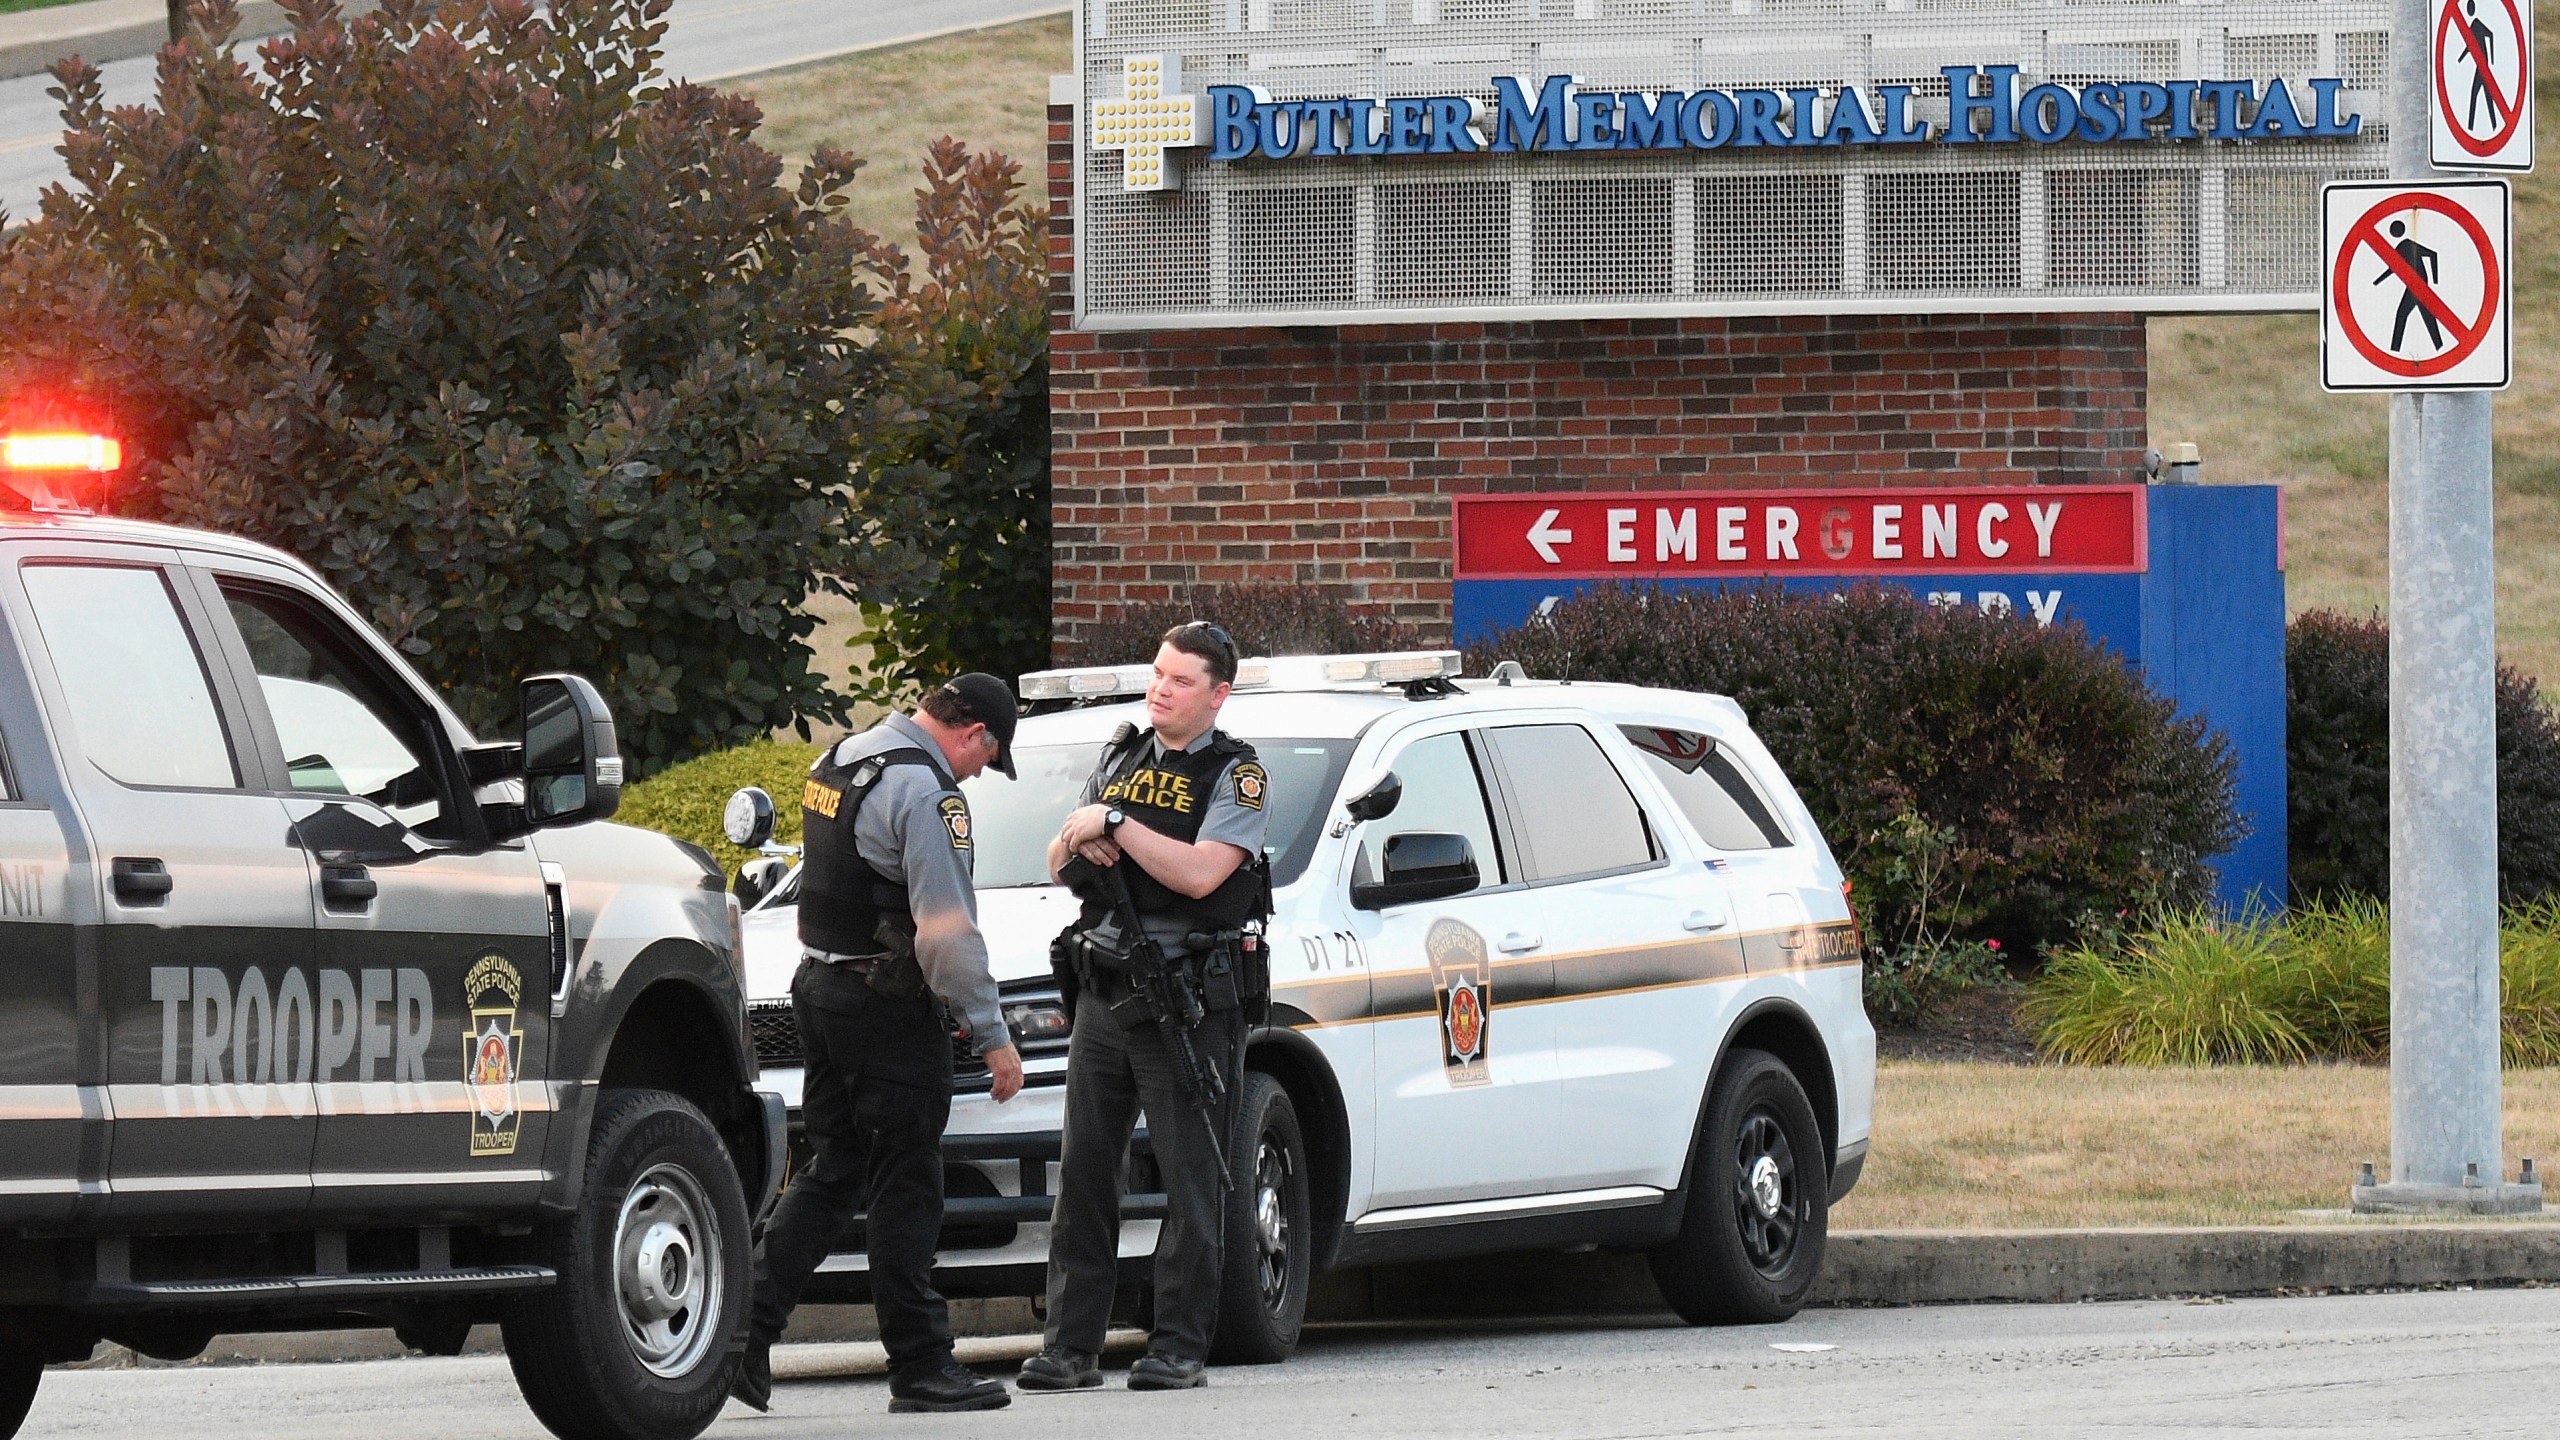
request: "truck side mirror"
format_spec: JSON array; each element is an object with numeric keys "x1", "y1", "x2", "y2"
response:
[
  {"x1": 520, "y1": 674, "x2": 623, "y2": 828},
  {"x1": 1344, "y1": 771, "x2": 1403, "y2": 823},
  {"x1": 1351, "y1": 831, "x2": 1479, "y2": 910}
]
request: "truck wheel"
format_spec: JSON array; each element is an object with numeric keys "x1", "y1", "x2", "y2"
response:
[
  {"x1": 503, "y1": 1088, "x2": 749, "y2": 1440},
  {"x1": 1209, "y1": 1072, "x2": 1311, "y2": 1364},
  {"x1": 1648, "y1": 1048, "x2": 1829, "y2": 1326},
  {"x1": 0, "y1": 1344, "x2": 37, "y2": 1439}
]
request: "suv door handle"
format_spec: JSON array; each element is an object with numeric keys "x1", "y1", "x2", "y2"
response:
[
  {"x1": 110, "y1": 858, "x2": 171, "y2": 905},
  {"x1": 320, "y1": 865, "x2": 378, "y2": 910},
  {"x1": 1682, "y1": 909, "x2": 1729, "y2": 932},
  {"x1": 1497, "y1": 931, "x2": 1543, "y2": 954}
]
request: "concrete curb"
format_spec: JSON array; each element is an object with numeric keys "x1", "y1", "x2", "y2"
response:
[{"x1": 72, "y1": 1222, "x2": 2560, "y2": 1369}]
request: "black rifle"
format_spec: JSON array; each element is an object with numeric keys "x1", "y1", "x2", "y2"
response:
[{"x1": 1059, "y1": 855, "x2": 1231, "y2": 1188}]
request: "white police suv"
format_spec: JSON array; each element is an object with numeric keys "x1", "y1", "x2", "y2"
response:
[{"x1": 728, "y1": 652, "x2": 1872, "y2": 1359}]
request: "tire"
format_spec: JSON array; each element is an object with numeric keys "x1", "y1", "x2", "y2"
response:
[
  {"x1": 1648, "y1": 1048, "x2": 1830, "y2": 1326},
  {"x1": 0, "y1": 1344, "x2": 37, "y2": 1440},
  {"x1": 503, "y1": 1088, "x2": 750, "y2": 1440},
  {"x1": 1208, "y1": 1072, "x2": 1312, "y2": 1364}
]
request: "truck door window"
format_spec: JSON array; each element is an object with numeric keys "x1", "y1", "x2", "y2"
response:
[
  {"x1": 1359, "y1": 731, "x2": 1506, "y2": 892},
  {"x1": 1483, "y1": 723, "x2": 1659, "y2": 883},
  {"x1": 1618, "y1": 726, "x2": 1793, "y2": 851},
  {"x1": 220, "y1": 585, "x2": 447, "y2": 835},
  {"x1": 20, "y1": 564, "x2": 239, "y2": 789}
]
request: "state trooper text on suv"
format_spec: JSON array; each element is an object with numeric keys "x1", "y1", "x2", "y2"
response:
[
  {"x1": 728, "y1": 649, "x2": 1874, "y2": 1358},
  {"x1": 0, "y1": 438, "x2": 779, "y2": 1440}
]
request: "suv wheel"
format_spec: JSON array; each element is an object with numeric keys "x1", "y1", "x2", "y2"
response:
[
  {"x1": 503, "y1": 1088, "x2": 749, "y2": 1440},
  {"x1": 0, "y1": 1343, "x2": 38, "y2": 1439},
  {"x1": 1209, "y1": 1071, "x2": 1312, "y2": 1364},
  {"x1": 1648, "y1": 1048, "x2": 1830, "y2": 1325}
]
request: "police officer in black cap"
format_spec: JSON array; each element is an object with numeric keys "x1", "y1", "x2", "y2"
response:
[
  {"x1": 733, "y1": 674, "x2": 1026, "y2": 1416},
  {"x1": 1019, "y1": 622, "x2": 1269, "y2": 1393}
]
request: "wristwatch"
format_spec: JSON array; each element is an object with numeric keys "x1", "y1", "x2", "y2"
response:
[{"x1": 1103, "y1": 807, "x2": 1127, "y2": 834}]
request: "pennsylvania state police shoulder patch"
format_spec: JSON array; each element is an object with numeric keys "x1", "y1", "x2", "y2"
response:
[
  {"x1": 1231, "y1": 762, "x2": 1267, "y2": 811},
  {"x1": 939, "y1": 795, "x2": 973, "y2": 850}
]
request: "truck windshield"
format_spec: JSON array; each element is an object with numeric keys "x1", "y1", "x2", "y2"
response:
[{"x1": 962, "y1": 739, "x2": 1352, "y2": 889}]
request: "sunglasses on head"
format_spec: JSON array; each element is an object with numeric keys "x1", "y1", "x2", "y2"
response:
[{"x1": 1177, "y1": 621, "x2": 1236, "y2": 660}]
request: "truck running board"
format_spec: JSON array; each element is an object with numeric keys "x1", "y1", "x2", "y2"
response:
[{"x1": 71, "y1": 1264, "x2": 557, "y2": 1309}]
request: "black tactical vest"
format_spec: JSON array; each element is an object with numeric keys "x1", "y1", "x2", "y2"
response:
[
  {"x1": 798, "y1": 743, "x2": 946, "y2": 958},
  {"x1": 1096, "y1": 727, "x2": 1265, "y2": 932}
]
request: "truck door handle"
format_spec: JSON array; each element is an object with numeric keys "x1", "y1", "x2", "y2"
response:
[
  {"x1": 110, "y1": 858, "x2": 171, "y2": 904},
  {"x1": 320, "y1": 865, "x2": 378, "y2": 909},
  {"x1": 1683, "y1": 909, "x2": 1729, "y2": 932},
  {"x1": 1497, "y1": 931, "x2": 1543, "y2": 954}
]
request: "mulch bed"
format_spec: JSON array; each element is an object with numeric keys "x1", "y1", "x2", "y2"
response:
[{"x1": 1873, "y1": 984, "x2": 2043, "y2": 1064}]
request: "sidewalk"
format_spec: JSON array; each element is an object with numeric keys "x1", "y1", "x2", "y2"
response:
[
  {"x1": 0, "y1": 0, "x2": 358, "y2": 81},
  {"x1": 79, "y1": 1218, "x2": 2560, "y2": 1369}
]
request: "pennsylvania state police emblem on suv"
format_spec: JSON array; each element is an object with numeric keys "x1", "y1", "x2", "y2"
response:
[
  {"x1": 464, "y1": 954, "x2": 525, "y2": 1157},
  {"x1": 1425, "y1": 918, "x2": 1492, "y2": 1087}
]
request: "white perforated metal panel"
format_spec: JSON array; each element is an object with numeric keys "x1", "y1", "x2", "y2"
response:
[{"x1": 1073, "y1": 0, "x2": 2391, "y2": 327}]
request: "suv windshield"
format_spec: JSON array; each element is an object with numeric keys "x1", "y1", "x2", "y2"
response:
[{"x1": 964, "y1": 740, "x2": 1352, "y2": 888}]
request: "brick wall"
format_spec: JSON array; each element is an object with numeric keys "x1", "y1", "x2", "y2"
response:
[{"x1": 1046, "y1": 103, "x2": 2148, "y2": 652}]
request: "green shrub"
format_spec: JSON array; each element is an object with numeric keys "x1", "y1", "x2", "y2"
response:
[
  {"x1": 2287, "y1": 610, "x2": 2560, "y2": 904},
  {"x1": 2027, "y1": 899, "x2": 2560, "y2": 1065},
  {"x1": 0, "y1": 0, "x2": 887, "y2": 774},
  {"x1": 616, "y1": 738, "x2": 822, "y2": 874},
  {"x1": 1063, "y1": 583, "x2": 1426, "y2": 666},
  {"x1": 2023, "y1": 910, "x2": 2312, "y2": 1065},
  {"x1": 848, "y1": 138, "x2": 1052, "y2": 702},
  {"x1": 1464, "y1": 583, "x2": 2240, "y2": 959}
]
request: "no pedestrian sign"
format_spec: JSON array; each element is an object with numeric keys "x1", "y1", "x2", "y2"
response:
[
  {"x1": 2320, "y1": 181, "x2": 2511, "y2": 394},
  {"x1": 2432, "y1": 0, "x2": 2533, "y2": 172}
]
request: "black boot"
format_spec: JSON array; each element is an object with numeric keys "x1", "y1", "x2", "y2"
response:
[
  {"x1": 731, "y1": 1339, "x2": 773, "y2": 1413},
  {"x1": 1127, "y1": 1352, "x2": 1206, "y2": 1391},
  {"x1": 889, "y1": 1356, "x2": 1012, "y2": 1413},
  {"x1": 1016, "y1": 1345, "x2": 1103, "y2": 1392}
]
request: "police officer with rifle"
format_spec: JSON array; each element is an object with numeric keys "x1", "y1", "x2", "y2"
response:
[
  {"x1": 1020, "y1": 623, "x2": 1270, "y2": 1393},
  {"x1": 734, "y1": 675, "x2": 1026, "y2": 1417}
]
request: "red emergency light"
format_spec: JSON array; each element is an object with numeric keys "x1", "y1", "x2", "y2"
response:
[{"x1": 0, "y1": 431, "x2": 122, "y2": 512}]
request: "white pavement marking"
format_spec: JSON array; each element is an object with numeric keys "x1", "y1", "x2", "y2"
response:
[
  {"x1": 21, "y1": 1290, "x2": 2560, "y2": 1438},
  {"x1": 0, "y1": 0, "x2": 1067, "y2": 218}
]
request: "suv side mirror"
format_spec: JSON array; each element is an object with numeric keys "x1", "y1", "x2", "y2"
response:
[
  {"x1": 733, "y1": 856, "x2": 790, "y2": 909},
  {"x1": 520, "y1": 674, "x2": 623, "y2": 828},
  {"x1": 1344, "y1": 771, "x2": 1403, "y2": 823},
  {"x1": 1351, "y1": 831, "x2": 1479, "y2": 910}
]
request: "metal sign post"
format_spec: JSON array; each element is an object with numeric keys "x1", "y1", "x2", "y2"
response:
[{"x1": 2344, "y1": 0, "x2": 2539, "y2": 1216}]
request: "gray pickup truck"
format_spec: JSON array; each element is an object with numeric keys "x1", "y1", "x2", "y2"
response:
[{"x1": 0, "y1": 509, "x2": 779, "y2": 1440}]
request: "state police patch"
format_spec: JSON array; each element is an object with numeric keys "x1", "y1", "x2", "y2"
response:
[
  {"x1": 939, "y1": 795, "x2": 973, "y2": 850},
  {"x1": 1231, "y1": 762, "x2": 1267, "y2": 811}
]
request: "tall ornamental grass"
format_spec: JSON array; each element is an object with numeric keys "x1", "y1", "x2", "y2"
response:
[{"x1": 2027, "y1": 898, "x2": 2560, "y2": 1066}]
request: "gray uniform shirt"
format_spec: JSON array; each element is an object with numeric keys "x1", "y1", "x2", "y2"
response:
[
  {"x1": 818, "y1": 713, "x2": 1011, "y2": 1054},
  {"x1": 1079, "y1": 727, "x2": 1269, "y2": 951}
]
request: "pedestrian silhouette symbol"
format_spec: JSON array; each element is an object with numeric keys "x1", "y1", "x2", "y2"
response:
[
  {"x1": 2374, "y1": 219, "x2": 2446, "y2": 352},
  {"x1": 2462, "y1": 0, "x2": 2500, "y2": 128}
]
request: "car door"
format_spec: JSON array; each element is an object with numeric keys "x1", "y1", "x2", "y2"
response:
[
  {"x1": 198, "y1": 565, "x2": 557, "y2": 1217},
  {"x1": 1473, "y1": 720, "x2": 1689, "y2": 1193},
  {"x1": 1547, "y1": 719, "x2": 1805, "y2": 1190},
  {"x1": 0, "y1": 653, "x2": 85, "y2": 1226},
  {"x1": 1342, "y1": 721, "x2": 1561, "y2": 1211},
  {"x1": 7, "y1": 552, "x2": 320, "y2": 1222}
]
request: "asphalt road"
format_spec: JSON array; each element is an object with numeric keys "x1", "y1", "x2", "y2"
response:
[
  {"x1": 0, "y1": 0, "x2": 1068, "y2": 218},
  {"x1": 21, "y1": 1288, "x2": 2560, "y2": 1439}
]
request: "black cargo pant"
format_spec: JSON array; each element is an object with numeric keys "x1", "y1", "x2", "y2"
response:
[
  {"x1": 1042, "y1": 979, "x2": 1244, "y2": 1363},
  {"x1": 750, "y1": 956, "x2": 955, "y2": 1375}
]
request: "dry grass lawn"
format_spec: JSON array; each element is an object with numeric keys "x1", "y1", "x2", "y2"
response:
[
  {"x1": 734, "y1": 16, "x2": 1069, "y2": 253},
  {"x1": 1834, "y1": 1061, "x2": 2560, "y2": 1229}
]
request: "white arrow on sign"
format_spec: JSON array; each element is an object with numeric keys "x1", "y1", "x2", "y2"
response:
[{"x1": 1526, "y1": 508, "x2": 1573, "y2": 565}]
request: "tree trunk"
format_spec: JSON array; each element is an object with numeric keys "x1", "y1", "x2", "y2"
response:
[{"x1": 166, "y1": 0, "x2": 186, "y2": 43}]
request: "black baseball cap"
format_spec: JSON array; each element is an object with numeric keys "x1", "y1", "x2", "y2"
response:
[{"x1": 941, "y1": 672, "x2": 1020, "y2": 779}]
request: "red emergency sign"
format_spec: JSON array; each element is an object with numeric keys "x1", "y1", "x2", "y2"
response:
[{"x1": 1452, "y1": 486, "x2": 2148, "y2": 579}]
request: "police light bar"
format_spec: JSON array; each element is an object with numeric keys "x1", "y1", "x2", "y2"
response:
[
  {"x1": 1, "y1": 433, "x2": 121, "y2": 472},
  {"x1": 1019, "y1": 663, "x2": 1152, "y2": 701},
  {"x1": 1257, "y1": 651, "x2": 1464, "y2": 690}
]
